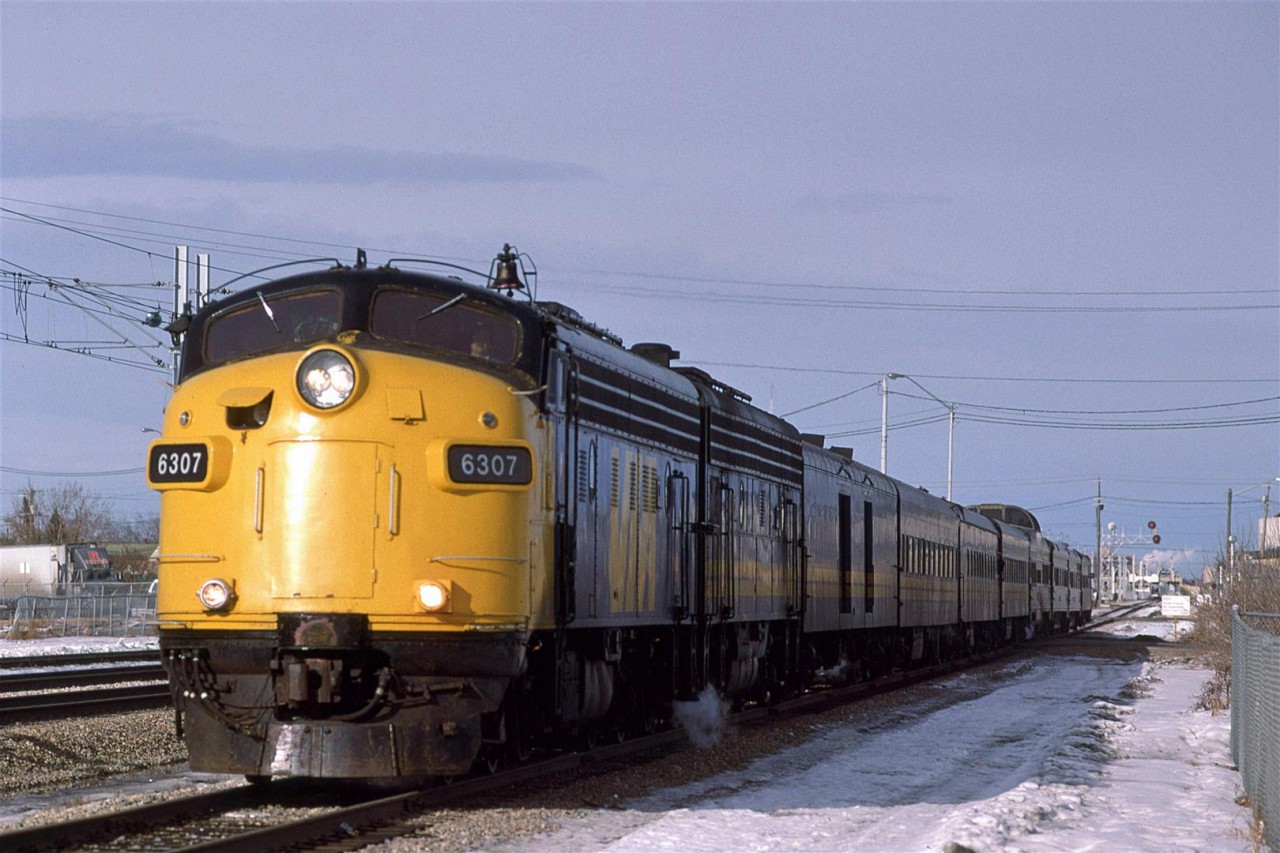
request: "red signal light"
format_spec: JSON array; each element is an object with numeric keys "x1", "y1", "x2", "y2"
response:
[
  {"x1": 1147, "y1": 520, "x2": 1157, "y2": 530},
  {"x1": 1152, "y1": 534, "x2": 1162, "y2": 544}
]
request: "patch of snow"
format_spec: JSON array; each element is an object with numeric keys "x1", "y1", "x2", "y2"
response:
[{"x1": 491, "y1": 643, "x2": 1250, "y2": 851}]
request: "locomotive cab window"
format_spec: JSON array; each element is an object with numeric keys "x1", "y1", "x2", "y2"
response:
[
  {"x1": 369, "y1": 289, "x2": 520, "y2": 365},
  {"x1": 204, "y1": 290, "x2": 342, "y2": 367}
]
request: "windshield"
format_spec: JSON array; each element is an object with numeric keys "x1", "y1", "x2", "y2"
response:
[
  {"x1": 369, "y1": 289, "x2": 520, "y2": 365},
  {"x1": 204, "y1": 290, "x2": 342, "y2": 367}
]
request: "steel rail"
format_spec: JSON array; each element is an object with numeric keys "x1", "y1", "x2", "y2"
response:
[
  {"x1": 0, "y1": 682, "x2": 171, "y2": 724},
  {"x1": 0, "y1": 663, "x2": 166, "y2": 693},
  {"x1": 0, "y1": 649, "x2": 160, "y2": 670},
  {"x1": 0, "y1": 613, "x2": 1140, "y2": 851}
]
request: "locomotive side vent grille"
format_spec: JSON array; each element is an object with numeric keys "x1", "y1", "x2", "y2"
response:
[
  {"x1": 643, "y1": 465, "x2": 659, "y2": 513},
  {"x1": 577, "y1": 450, "x2": 589, "y2": 501}
]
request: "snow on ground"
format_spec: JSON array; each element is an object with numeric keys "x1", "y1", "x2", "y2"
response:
[
  {"x1": 489, "y1": 611, "x2": 1253, "y2": 852},
  {"x1": 0, "y1": 612, "x2": 1253, "y2": 851},
  {"x1": 0, "y1": 635, "x2": 158, "y2": 658}
]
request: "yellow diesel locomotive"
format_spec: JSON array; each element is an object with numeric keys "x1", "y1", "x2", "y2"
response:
[{"x1": 149, "y1": 246, "x2": 1092, "y2": 781}]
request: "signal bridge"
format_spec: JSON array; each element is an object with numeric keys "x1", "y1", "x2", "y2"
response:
[{"x1": 1099, "y1": 520, "x2": 1163, "y2": 603}]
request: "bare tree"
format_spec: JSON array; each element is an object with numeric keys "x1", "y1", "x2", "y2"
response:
[
  {"x1": 108, "y1": 513, "x2": 160, "y2": 543},
  {"x1": 2, "y1": 482, "x2": 115, "y2": 545}
]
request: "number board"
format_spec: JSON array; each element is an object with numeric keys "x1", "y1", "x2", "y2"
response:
[
  {"x1": 148, "y1": 443, "x2": 210, "y2": 484},
  {"x1": 447, "y1": 445, "x2": 532, "y2": 485}
]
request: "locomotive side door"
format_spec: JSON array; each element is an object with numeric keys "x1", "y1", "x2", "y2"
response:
[
  {"x1": 667, "y1": 466, "x2": 691, "y2": 618},
  {"x1": 712, "y1": 478, "x2": 736, "y2": 618},
  {"x1": 547, "y1": 348, "x2": 577, "y2": 626},
  {"x1": 780, "y1": 489, "x2": 802, "y2": 616}
]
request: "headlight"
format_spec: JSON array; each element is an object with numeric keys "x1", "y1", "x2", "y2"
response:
[
  {"x1": 418, "y1": 581, "x2": 450, "y2": 612},
  {"x1": 297, "y1": 349, "x2": 357, "y2": 409},
  {"x1": 198, "y1": 578, "x2": 235, "y2": 611}
]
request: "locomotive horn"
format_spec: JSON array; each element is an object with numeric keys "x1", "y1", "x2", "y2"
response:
[{"x1": 489, "y1": 243, "x2": 524, "y2": 294}]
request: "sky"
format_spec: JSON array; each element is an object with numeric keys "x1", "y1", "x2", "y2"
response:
[{"x1": 0, "y1": 2, "x2": 1276, "y2": 578}]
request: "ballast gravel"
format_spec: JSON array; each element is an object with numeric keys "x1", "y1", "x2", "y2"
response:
[
  {"x1": 0, "y1": 636, "x2": 1192, "y2": 850},
  {"x1": 0, "y1": 708, "x2": 186, "y2": 798}
]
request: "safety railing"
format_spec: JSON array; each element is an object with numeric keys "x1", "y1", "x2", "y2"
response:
[
  {"x1": 1231, "y1": 605, "x2": 1280, "y2": 850},
  {"x1": 1, "y1": 583, "x2": 157, "y2": 638}
]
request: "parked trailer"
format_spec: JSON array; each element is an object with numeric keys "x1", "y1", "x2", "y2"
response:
[{"x1": 0, "y1": 543, "x2": 114, "y2": 602}]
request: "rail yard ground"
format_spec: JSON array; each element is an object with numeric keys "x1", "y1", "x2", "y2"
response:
[{"x1": 0, "y1": 609, "x2": 1257, "y2": 851}]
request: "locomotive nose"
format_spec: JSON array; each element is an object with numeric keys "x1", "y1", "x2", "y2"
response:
[{"x1": 264, "y1": 440, "x2": 380, "y2": 600}]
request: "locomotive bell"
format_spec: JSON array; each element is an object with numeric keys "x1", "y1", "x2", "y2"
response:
[{"x1": 489, "y1": 243, "x2": 524, "y2": 294}]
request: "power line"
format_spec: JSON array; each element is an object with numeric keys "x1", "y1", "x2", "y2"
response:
[
  {"x1": 569, "y1": 266, "x2": 1276, "y2": 298},
  {"x1": 6, "y1": 197, "x2": 1276, "y2": 311},
  {"x1": 899, "y1": 392, "x2": 1280, "y2": 417},
  {"x1": 961, "y1": 411, "x2": 1279, "y2": 431},
  {"x1": 0, "y1": 196, "x2": 467, "y2": 266},
  {"x1": 0, "y1": 465, "x2": 146, "y2": 477},
  {"x1": 780, "y1": 380, "x2": 880, "y2": 417},
  {"x1": 699, "y1": 361, "x2": 1274, "y2": 385},
  {"x1": 0, "y1": 206, "x2": 166, "y2": 260},
  {"x1": 588, "y1": 281, "x2": 1277, "y2": 314}
]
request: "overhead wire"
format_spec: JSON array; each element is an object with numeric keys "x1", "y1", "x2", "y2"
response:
[
  {"x1": 4, "y1": 196, "x2": 1278, "y2": 418},
  {"x1": 780, "y1": 380, "x2": 880, "y2": 417},
  {"x1": 584, "y1": 281, "x2": 1277, "y2": 314},
  {"x1": 5, "y1": 195, "x2": 1267, "y2": 298},
  {"x1": 698, "y1": 361, "x2": 1272, "y2": 385}
]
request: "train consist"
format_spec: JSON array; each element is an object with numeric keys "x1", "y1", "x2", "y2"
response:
[{"x1": 148, "y1": 246, "x2": 1093, "y2": 780}]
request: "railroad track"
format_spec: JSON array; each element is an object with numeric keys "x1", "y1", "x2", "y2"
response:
[
  {"x1": 0, "y1": 682, "x2": 172, "y2": 724},
  {"x1": 0, "y1": 663, "x2": 167, "y2": 692},
  {"x1": 0, "y1": 613, "x2": 1159, "y2": 850},
  {"x1": 0, "y1": 654, "x2": 170, "y2": 723},
  {"x1": 0, "y1": 649, "x2": 159, "y2": 670},
  {"x1": 0, "y1": 642, "x2": 1031, "y2": 852},
  {"x1": 0, "y1": 738, "x2": 664, "y2": 852}
]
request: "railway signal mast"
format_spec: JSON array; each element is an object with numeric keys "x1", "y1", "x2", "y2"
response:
[{"x1": 1099, "y1": 520, "x2": 1162, "y2": 601}]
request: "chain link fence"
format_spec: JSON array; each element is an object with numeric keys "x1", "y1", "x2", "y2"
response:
[
  {"x1": 1, "y1": 583, "x2": 157, "y2": 638},
  {"x1": 1231, "y1": 605, "x2": 1280, "y2": 849}
]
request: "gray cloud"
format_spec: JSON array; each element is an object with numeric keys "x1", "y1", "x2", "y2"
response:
[{"x1": 1, "y1": 115, "x2": 599, "y2": 185}]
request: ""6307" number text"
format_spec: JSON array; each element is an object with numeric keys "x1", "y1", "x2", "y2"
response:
[{"x1": 447, "y1": 445, "x2": 532, "y2": 485}]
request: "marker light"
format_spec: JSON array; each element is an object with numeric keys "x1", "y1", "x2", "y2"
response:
[
  {"x1": 197, "y1": 578, "x2": 234, "y2": 611},
  {"x1": 297, "y1": 349, "x2": 357, "y2": 409},
  {"x1": 418, "y1": 581, "x2": 449, "y2": 612}
]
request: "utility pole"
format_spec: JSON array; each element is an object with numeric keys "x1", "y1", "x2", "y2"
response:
[
  {"x1": 879, "y1": 376, "x2": 889, "y2": 474},
  {"x1": 196, "y1": 253, "x2": 209, "y2": 308},
  {"x1": 1094, "y1": 479, "x2": 1103, "y2": 607},
  {"x1": 1226, "y1": 488, "x2": 1234, "y2": 587},
  {"x1": 172, "y1": 246, "x2": 188, "y2": 386},
  {"x1": 1262, "y1": 483, "x2": 1272, "y2": 557}
]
